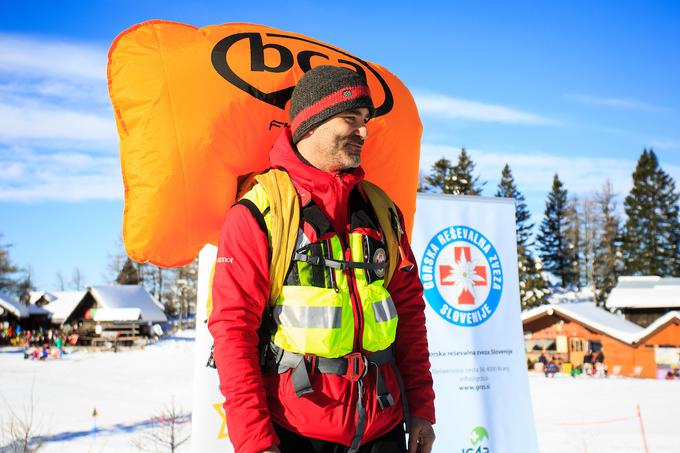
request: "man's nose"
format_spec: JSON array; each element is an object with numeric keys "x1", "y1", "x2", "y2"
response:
[{"x1": 357, "y1": 125, "x2": 368, "y2": 140}]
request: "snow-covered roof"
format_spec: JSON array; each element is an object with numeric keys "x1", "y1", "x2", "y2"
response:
[
  {"x1": 89, "y1": 286, "x2": 167, "y2": 323},
  {"x1": 29, "y1": 291, "x2": 58, "y2": 305},
  {"x1": 523, "y1": 301, "x2": 644, "y2": 344},
  {"x1": 92, "y1": 308, "x2": 142, "y2": 322},
  {"x1": 606, "y1": 276, "x2": 680, "y2": 309},
  {"x1": 635, "y1": 311, "x2": 680, "y2": 343},
  {"x1": 523, "y1": 301, "x2": 680, "y2": 345},
  {"x1": 39, "y1": 291, "x2": 87, "y2": 324},
  {"x1": 0, "y1": 292, "x2": 28, "y2": 318}
]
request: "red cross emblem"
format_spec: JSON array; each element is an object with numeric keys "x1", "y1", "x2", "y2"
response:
[{"x1": 439, "y1": 246, "x2": 488, "y2": 305}]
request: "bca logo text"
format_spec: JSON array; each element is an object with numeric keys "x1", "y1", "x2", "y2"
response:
[{"x1": 211, "y1": 32, "x2": 393, "y2": 116}]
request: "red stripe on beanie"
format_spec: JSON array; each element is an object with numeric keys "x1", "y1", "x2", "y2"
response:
[{"x1": 291, "y1": 85, "x2": 371, "y2": 134}]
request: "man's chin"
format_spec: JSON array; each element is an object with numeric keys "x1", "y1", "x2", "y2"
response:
[{"x1": 340, "y1": 158, "x2": 361, "y2": 171}]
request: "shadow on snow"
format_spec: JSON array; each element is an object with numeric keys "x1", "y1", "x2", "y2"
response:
[{"x1": 18, "y1": 414, "x2": 192, "y2": 446}]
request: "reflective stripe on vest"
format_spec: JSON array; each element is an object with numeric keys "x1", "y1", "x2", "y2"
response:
[{"x1": 240, "y1": 183, "x2": 398, "y2": 358}]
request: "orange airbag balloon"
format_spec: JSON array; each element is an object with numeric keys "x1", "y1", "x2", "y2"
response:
[{"x1": 108, "y1": 21, "x2": 422, "y2": 268}]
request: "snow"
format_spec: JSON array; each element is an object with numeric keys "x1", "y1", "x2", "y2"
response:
[
  {"x1": 2, "y1": 332, "x2": 679, "y2": 452},
  {"x1": 29, "y1": 292, "x2": 58, "y2": 306},
  {"x1": 90, "y1": 286, "x2": 167, "y2": 323},
  {"x1": 0, "y1": 292, "x2": 28, "y2": 318},
  {"x1": 523, "y1": 300, "x2": 680, "y2": 346},
  {"x1": 529, "y1": 373, "x2": 680, "y2": 453},
  {"x1": 92, "y1": 307, "x2": 142, "y2": 322},
  {"x1": 523, "y1": 301, "x2": 644, "y2": 344},
  {"x1": 37, "y1": 291, "x2": 87, "y2": 324},
  {"x1": 0, "y1": 330, "x2": 194, "y2": 452},
  {"x1": 607, "y1": 276, "x2": 680, "y2": 310}
]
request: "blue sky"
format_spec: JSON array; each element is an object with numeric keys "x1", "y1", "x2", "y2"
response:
[{"x1": 1, "y1": 1, "x2": 679, "y2": 289}]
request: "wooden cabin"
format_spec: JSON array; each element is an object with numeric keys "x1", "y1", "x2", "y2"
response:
[
  {"x1": 523, "y1": 302, "x2": 680, "y2": 379},
  {"x1": 66, "y1": 285, "x2": 167, "y2": 345},
  {"x1": 607, "y1": 276, "x2": 680, "y2": 327},
  {"x1": 1, "y1": 291, "x2": 50, "y2": 331}
]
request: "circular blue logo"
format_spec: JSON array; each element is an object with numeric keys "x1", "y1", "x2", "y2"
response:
[{"x1": 420, "y1": 225, "x2": 503, "y2": 327}]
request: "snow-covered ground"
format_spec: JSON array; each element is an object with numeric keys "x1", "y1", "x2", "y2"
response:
[
  {"x1": 2, "y1": 332, "x2": 679, "y2": 452},
  {"x1": 0, "y1": 331, "x2": 195, "y2": 453}
]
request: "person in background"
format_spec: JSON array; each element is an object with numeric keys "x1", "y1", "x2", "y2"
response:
[{"x1": 594, "y1": 348, "x2": 606, "y2": 378}]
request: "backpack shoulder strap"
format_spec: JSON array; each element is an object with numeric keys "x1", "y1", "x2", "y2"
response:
[
  {"x1": 361, "y1": 181, "x2": 403, "y2": 287},
  {"x1": 254, "y1": 169, "x2": 300, "y2": 304}
]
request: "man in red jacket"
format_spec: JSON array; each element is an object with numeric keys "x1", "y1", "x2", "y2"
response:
[{"x1": 209, "y1": 66, "x2": 435, "y2": 453}]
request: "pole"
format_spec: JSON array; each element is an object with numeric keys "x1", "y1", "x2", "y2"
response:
[
  {"x1": 637, "y1": 404, "x2": 649, "y2": 453},
  {"x1": 92, "y1": 408, "x2": 98, "y2": 441}
]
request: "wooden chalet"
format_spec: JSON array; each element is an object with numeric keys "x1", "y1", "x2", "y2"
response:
[
  {"x1": 523, "y1": 302, "x2": 680, "y2": 379},
  {"x1": 1, "y1": 291, "x2": 50, "y2": 330},
  {"x1": 66, "y1": 285, "x2": 167, "y2": 347},
  {"x1": 606, "y1": 276, "x2": 680, "y2": 327}
]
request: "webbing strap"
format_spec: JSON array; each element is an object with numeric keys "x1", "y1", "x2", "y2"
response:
[
  {"x1": 272, "y1": 347, "x2": 408, "y2": 451},
  {"x1": 391, "y1": 361, "x2": 411, "y2": 435},
  {"x1": 291, "y1": 357, "x2": 314, "y2": 397},
  {"x1": 293, "y1": 251, "x2": 388, "y2": 271},
  {"x1": 349, "y1": 379, "x2": 366, "y2": 453}
]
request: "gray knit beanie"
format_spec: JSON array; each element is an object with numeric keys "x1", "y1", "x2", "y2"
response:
[{"x1": 289, "y1": 66, "x2": 374, "y2": 144}]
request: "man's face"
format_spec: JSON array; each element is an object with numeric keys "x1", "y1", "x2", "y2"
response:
[{"x1": 308, "y1": 108, "x2": 370, "y2": 172}]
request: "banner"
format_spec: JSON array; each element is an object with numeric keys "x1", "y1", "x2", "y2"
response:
[
  {"x1": 191, "y1": 245, "x2": 233, "y2": 452},
  {"x1": 410, "y1": 193, "x2": 538, "y2": 453}
]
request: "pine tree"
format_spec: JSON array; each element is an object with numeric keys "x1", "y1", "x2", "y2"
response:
[
  {"x1": 425, "y1": 149, "x2": 485, "y2": 195},
  {"x1": 623, "y1": 149, "x2": 680, "y2": 276},
  {"x1": 0, "y1": 234, "x2": 18, "y2": 294},
  {"x1": 537, "y1": 174, "x2": 579, "y2": 288},
  {"x1": 496, "y1": 164, "x2": 549, "y2": 308},
  {"x1": 0, "y1": 234, "x2": 29, "y2": 302},
  {"x1": 425, "y1": 158, "x2": 456, "y2": 193},
  {"x1": 15, "y1": 268, "x2": 35, "y2": 305},
  {"x1": 593, "y1": 180, "x2": 622, "y2": 306},
  {"x1": 451, "y1": 148, "x2": 485, "y2": 195},
  {"x1": 116, "y1": 258, "x2": 141, "y2": 285}
]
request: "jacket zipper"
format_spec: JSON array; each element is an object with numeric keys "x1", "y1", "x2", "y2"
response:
[{"x1": 338, "y1": 234, "x2": 364, "y2": 352}]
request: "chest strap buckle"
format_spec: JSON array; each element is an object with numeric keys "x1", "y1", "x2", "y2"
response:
[{"x1": 344, "y1": 352, "x2": 368, "y2": 382}]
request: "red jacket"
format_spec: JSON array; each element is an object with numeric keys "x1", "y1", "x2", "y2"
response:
[{"x1": 209, "y1": 128, "x2": 435, "y2": 453}]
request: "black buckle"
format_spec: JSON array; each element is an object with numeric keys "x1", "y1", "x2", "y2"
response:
[
  {"x1": 344, "y1": 352, "x2": 368, "y2": 382},
  {"x1": 377, "y1": 392, "x2": 395, "y2": 410}
]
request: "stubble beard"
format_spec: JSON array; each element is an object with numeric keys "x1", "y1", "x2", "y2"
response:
[{"x1": 333, "y1": 135, "x2": 363, "y2": 170}]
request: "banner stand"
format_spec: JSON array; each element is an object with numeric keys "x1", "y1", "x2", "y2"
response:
[{"x1": 411, "y1": 193, "x2": 538, "y2": 453}]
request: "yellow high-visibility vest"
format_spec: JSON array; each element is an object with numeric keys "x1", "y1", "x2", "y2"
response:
[{"x1": 240, "y1": 169, "x2": 402, "y2": 357}]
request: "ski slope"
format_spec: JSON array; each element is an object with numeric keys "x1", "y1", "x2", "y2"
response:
[{"x1": 1, "y1": 331, "x2": 678, "y2": 452}]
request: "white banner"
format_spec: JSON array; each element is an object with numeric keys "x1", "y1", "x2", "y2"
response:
[
  {"x1": 410, "y1": 193, "x2": 538, "y2": 453},
  {"x1": 191, "y1": 244, "x2": 233, "y2": 452}
]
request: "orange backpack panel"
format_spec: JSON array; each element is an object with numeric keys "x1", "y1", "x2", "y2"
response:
[{"x1": 108, "y1": 21, "x2": 421, "y2": 267}]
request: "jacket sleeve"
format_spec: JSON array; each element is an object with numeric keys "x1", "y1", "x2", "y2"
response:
[
  {"x1": 388, "y1": 209, "x2": 436, "y2": 425},
  {"x1": 207, "y1": 204, "x2": 279, "y2": 453}
]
